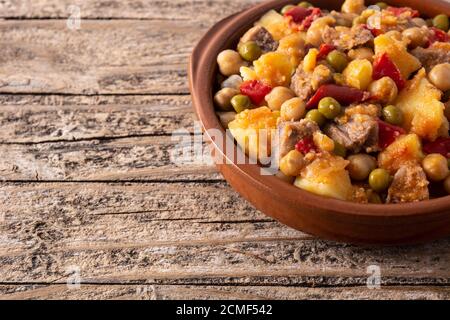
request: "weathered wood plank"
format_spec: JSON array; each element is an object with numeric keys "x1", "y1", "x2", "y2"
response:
[
  {"x1": 0, "y1": 136, "x2": 219, "y2": 181},
  {"x1": 2, "y1": 284, "x2": 450, "y2": 300},
  {"x1": 0, "y1": 20, "x2": 203, "y2": 94},
  {"x1": 1, "y1": 182, "x2": 449, "y2": 285},
  {"x1": 0, "y1": 96, "x2": 195, "y2": 143},
  {"x1": 0, "y1": 0, "x2": 260, "y2": 21}
]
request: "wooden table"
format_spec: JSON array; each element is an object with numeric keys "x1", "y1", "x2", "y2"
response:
[{"x1": 0, "y1": 0, "x2": 449, "y2": 300}]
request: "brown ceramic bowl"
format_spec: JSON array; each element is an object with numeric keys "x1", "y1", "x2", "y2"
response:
[{"x1": 189, "y1": 0, "x2": 450, "y2": 245}]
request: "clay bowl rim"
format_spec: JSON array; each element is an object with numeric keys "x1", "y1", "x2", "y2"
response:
[{"x1": 189, "y1": 0, "x2": 450, "y2": 219}]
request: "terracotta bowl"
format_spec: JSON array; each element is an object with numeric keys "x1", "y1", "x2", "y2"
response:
[{"x1": 189, "y1": 0, "x2": 450, "y2": 245}]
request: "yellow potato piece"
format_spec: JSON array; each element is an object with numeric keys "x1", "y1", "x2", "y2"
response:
[
  {"x1": 277, "y1": 33, "x2": 306, "y2": 67},
  {"x1": 343, "y1": 59, "x2": 373, "y2": 90},
  {"x1": 294, "y1": 154, "x2": 352, "y2": 200},
  {"x1": 228, "y1": 107, "x2": 279, "y2": 161},
  {"x1": 378, "y1": 134, "x2": 425, "y2": 174},
  {"x1": 254, "y1": 52, "x2": 294, "y2": 87},
  {"x1": 395, "y1": 69, "x2": 448, "y2": 141},
  {"x1": 374, "y1": 34, "x2": 421, "y2": 79},
  {"x1": 255, "y1": 10, "x2": 292, "y2": 41}
]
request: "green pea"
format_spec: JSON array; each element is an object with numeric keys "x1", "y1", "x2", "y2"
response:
[
  {"x1": 318, "y1": 97, "x2": 342, "y2": 119},
  {"x1": 231, "y1": 95, "x2": 251, "y2": 113},
  {"x1": 305, "y1": 109, "x2": 326, "y2": 127},
  {"x1": 333, "y1": 141, "x2": 347, "y2": 158},
  {"x1": 298, "y1": 1, "x2": 313, "y2": 8},
  {"x1": 369, "y1": 169, "x2": 391, "y2": 192},
  {"x1": 281, "y1": 5, "x2": 295, "y2": 15},
  {"x1": 326, "y1": 50, "x2": 349, "y2": 73},
  {"x1": 368, "y1": 192, "x2": 383, "y2": 204},
  {"x1": 433, "y1": 14, "x2": 449, "y2": 32},
  {"x1": 353, "y1": 16, "x2": 367, "y2": 26},
  {"x1": 238, "y1": 41, "x2": 262, "y2": 62},
  {"x1": 375, "y1": 2, "x2": 388, "y2": 10},
  {"x1": 382, "y1": 105, "x2": 403, "y2": 126}
]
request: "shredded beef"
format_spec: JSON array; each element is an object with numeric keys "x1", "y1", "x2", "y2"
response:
[
  {"x1": 387, "y1": 164, "x2": 430, "y2": 203},
  {"x1": 325, "y1": 114, "x2": 379, "y2": 153},
  {"x1": 277, "y1": 119, "x2": 320, "y2": 158},
  {"x1": 240, "y1": 26, "x2": 278, "y2": 52}
]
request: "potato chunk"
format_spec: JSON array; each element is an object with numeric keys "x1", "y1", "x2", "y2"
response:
[
  {"x1": 395, "y1": 69, "x2": 448, "y2": 141},
  {"x1": 228, "y1": 107, "x2": 279, "y2": 161},
  {"x1": 255, "y1": 10, "x2": 292, "y2": 41},
  {"x1": 294, "y1": 154, "x2": 352, "y2": 200},
  {"x1": 374, "y1": 34, "x2": 421, "y2": 79},
  {"x1": 253, "y1": 52, "x2": 294, "y2": 87},
  {"x1": 378, "y1": 134, "x2": 425, "y2": 174}
]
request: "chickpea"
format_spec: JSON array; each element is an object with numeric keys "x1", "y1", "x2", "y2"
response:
[
  {"x1": 412, "y1": 17, "x2": 427, "y2": 27},
  {"x1": 429, "y1": 63, "x2": 450, "y2": 92},
  {"x1": 214, "y1": 88, "x2": 239, "y2": 111},
  {"x1": 306, "y1": 16, "x2": 335, "y2": 47},
  {"x1": 385, "y1": 30, "x2": 403, "y2": 41},
  {"x1": 422, "y1": 154, "x2": 449, "y2": 181},
  {"x1": 341, "y1": 0, "x2": 365, "y2": 14},
  {"x1": 402, "y1": 27, "x2": 428, "y2": 48},
  {"x1": 216, "y1": 111, "x2": 237, "y2": 129},
  {"x1": 265, "y1": 86, "x2": 296, "y2": 111},
  {"x1": 348, "y1": 47, "x2": 374, "y2": 62},
  {"x1": 217, "y1": 50, "x2": 246, "y2": 76},
  {"x1": 281, "y1": 97, "x2": 306, "y2": 121},
  {"x1": 444, "y1": 175, "x2": 450, "y2": 194},
  {"x1": 347, "y1": 154, "x2": 377, "y2": 181},
  {"x1": 368, "y1": 76, "x2": 398, "y2": 104},
  {"x1": 221, "y1": 75, "x2": 243, "y2": 90},
  {"x1": 280, "y1": 150, "x2": 305, "y2": 177},
  {"x1": 368, "y1": 191, "x2": 383, "y2": 204},
  {"x1": 276, "y1": 170, "x2": 295, "y2": 184}
]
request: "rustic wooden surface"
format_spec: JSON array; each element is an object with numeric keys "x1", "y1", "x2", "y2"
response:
[{"x1": 1, "y1": 0, "x2": 450, "y2": 300}]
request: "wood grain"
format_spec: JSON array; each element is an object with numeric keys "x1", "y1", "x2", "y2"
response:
[
  {"x1": 0, "y1": 0, "x2": 260, "y2": 21},
  {"x1": 2, "y1": 284, "x2": 450, "y2": 300},
  {"x1": 1, "y1": 0, "x2": 450, "y2": 299},
  {"x1": 0, "y1": 136, "x2": 220, "y2": 181},
  {"x1": 1, "y1": 182, "x2": 450, "y2": 288},
  {"x1": 0, "y1": 95, "x2": 195, "y2": 143},
  {"x1": 0, "y1": 19, "x2": 202, "y2": 94}
]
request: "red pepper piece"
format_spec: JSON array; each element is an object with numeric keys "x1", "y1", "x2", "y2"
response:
[
  {"x1": 300, "y1": 8, "x2": 322, "y2": 30},
  {"x1": 362, "y1": 24, "x2": 383, "y2": 36},
  {"x1": 306, "y1": 84, "x2": 371, "y2": 109},
  {"x1": 317, "y1": 44, "x2": 336, "y2": 60},
  {"x1": 372, "y1": 53, "x2": 405, "y2": 90},
  {"x1": 240, "y1": 80, "x2": 272, "y2": 105},
  {"x1": 295, "y1": 137, "x2": 317, "y2": 154},
  {"x1": 426, "y1": 27, "x2": 450, "y2": 47},
  {"x1": 377, "y1": 120, "x2": 406, "y2": 149},
  {"x1": 423, "y1": 137, "x2": 450, "y2": 158},
  {"x1": 386, "y1": 6, "x2": 419, "y2": 18},
  {"x1": 284, "y1": 6, "x2": 311, "y2": 24}
]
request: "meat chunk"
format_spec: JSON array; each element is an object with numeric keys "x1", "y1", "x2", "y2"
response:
[
  {"x1": 277, "y1": 119, "x2": 319, "y2": 158},
  {"x1": 325, "y1": 114, "x2": 379, "y2": 153},
  {"x1": 329, "y1": 10, "x2": 357, "y2": 27},
  {"x1": 291, "y1": 64, "x2": 333, "y2": 101},
  {"x1": 387, "y1": 164, "x2": 430, "y2": 203},
  {"x1": 336, "y1": 103, "x2": 382, "y2": 124},
  {"x1": 322, "y1": 24, "x2": 373, "y2": 51},
  {"x1": 411, "y1": 42, "x2": 450, "y2": 72},
  {"x1": 240, "y1": 26, "x2": 278, "y2": 52}
]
